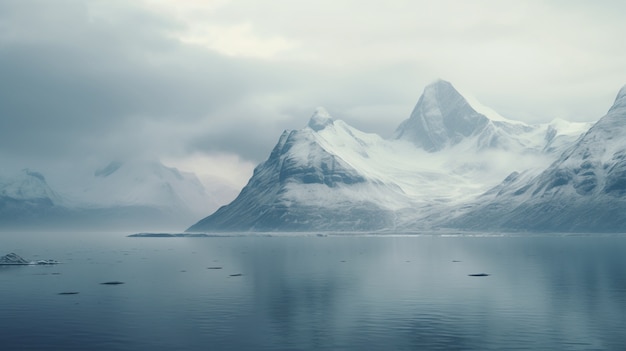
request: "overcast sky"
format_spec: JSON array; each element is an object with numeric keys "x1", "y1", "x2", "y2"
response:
[{"x1": 2, "y1": 0, "x2": 626, "y2": 191}]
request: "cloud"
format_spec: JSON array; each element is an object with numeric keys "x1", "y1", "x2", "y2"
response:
[
  {"x1": 175, "y1": 22, "x2": 296, "y2": 59},
  {"x1": 0, "y1": 1, "x2": 297, "y2": 166},
  {"x1": 2, "y1": 0, "x2": 626, "y2": 187}
]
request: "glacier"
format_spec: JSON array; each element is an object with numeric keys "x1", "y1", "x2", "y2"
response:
[{"x1": 188, "y1": 80, "x2": 594, "y2": 233}]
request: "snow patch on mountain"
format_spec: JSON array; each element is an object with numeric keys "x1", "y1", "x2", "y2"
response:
[{"x1": 455, "y1": 85, "x2": 521, "y2": 125}]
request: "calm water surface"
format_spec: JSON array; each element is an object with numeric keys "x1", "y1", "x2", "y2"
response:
[{"x1": 1, "y1": 232, "x2": 625, "y2": 350}]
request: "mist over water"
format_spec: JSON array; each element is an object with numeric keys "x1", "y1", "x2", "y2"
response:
[{"x1": 1, "y1": 232, "x2": 625, "y2": 350}]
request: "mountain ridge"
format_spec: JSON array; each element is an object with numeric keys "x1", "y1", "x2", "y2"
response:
[{"x1": 187, "y1": 80, "x2": 595, "y2": 233}]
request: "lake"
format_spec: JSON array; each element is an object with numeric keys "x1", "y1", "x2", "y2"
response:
[{"x1": 1, "y1": 232, "x2": 625, "y2": 350}]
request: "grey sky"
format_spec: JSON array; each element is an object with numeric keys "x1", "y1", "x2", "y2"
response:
[{"x1": 2, "y1": 0, "x2": 626, "y2": 187}]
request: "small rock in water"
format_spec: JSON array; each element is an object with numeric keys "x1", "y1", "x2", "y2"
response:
[
  {"x1": 0, "y1": 253, "x2": 60, "y2": 265},
  {"x1": 58, "y1": 292, "x2": 79, "y2": 295},
  {"x1": 0, "y1": 252, "x2": 30, "y2": 265},
  {"x1": 34, "y1": 259, "x2": 60, "y2": 265},
  {"x1": 229, "y1": 273, "x2": 243, "y2": 277},
  {"x1": 207, "y1": 266, "x2": 223, "y2": 270},
  {"x1": 100, "y1": 281, "x2": 125, "y2": 285},
  {"x1": 468, "y1": 273, "x2": 490, "y2": 277}
]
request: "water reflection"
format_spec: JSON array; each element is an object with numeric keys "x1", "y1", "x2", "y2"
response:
[
  {"x1": 223, "y1": 236, "x2": 626, "y2": 350},
  {"x1": 0, "y1": 234, "x2": 625, "y2": 350}
]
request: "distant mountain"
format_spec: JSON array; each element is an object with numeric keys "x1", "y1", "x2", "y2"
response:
[
  {"x1": 0, "y1": 161, "x2": 215, "y2": 231},
  {"x1": 68, "y1": 160, "x2": 213, "y2": 219},
  {"x1": 450, "y1": 85, "x2": 626, "y2": 232},
  {"x1": 0, "y1": 169, "x2": 61, "y2": 204},
  {"x1": 188, "y1": 81, "x2": 591, "y2": 232},
  {"x1": 0, "y1": 169, "x2": 66, "y2": 227},
  {"x1": 394, "y1": 80, "x2": 589, "y2": 155}
]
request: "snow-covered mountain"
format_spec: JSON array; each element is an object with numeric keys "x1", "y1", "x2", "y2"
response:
[
  {"x1": 0, "y1": 169, "x2": 61, "y2": 205},
  {"x1": 0, "y1": 169, "x2": 65, "y2": 227},
  {"x1": 0, "y1": 161, "x2": 216, "y2": 231},
  {"x1": 5, "y1": 79, "x2": 604, "y2": 233},
  {"x1": 450, "y1": 84, "x2": 626, "y2": 232},
  {"x1": 394, "y1": 80, "x2": 589, "y2": 155},
  {"x1": 188, "y1": 108, "x2": 399, "y2": 231},
  {"x1": 188, "y1": 80, "x2": 592, "y2": 233},
  {"x1": 65, "y1": 160, "x2": 213, "y2": 218}
]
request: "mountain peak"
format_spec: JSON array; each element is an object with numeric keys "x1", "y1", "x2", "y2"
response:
[
  {"x1": 307, "y1": 107, "x2": 334, "y2": 131},
  {"x1": 610, "y1": 84, "x2": 626, "y2": 112},
  {"x1": 419, "y1": 80, "x2": 461, "y2": 106},
  {"x1": 617, "y1": 84, "x2": 626, "y2": 99},
  {"x1": 393, "y1": 80, "x2": 490, "y2": 151},
  {"x1": 424, "y1": 78, "x2": 455, "y2": 91}
]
